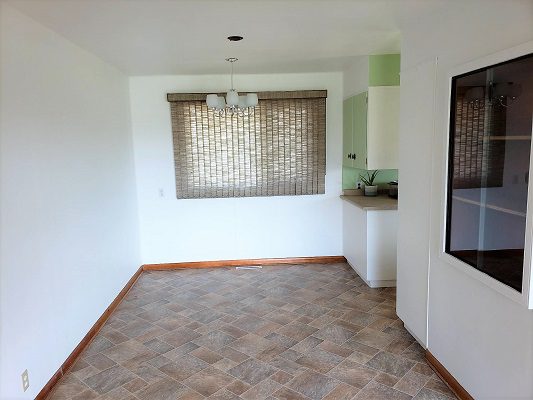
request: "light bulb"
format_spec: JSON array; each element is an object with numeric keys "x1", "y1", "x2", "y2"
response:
[
  {"x1": 206, "y1": 94, "x2": 219, "y2": 108},
  {"x1": 226, "y1": 90, "x2": 239, "y2": 106},
  {"x1": 246, "y1": 93, "x2": 258, "y2": 107}
]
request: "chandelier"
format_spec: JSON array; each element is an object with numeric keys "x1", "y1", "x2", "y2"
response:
[
  {"x1": 206, "y1": 58, "x2": 258, "y2": 116},
  {"x1": 464, "y1": 81, "x2": 522, "y2": 108}
]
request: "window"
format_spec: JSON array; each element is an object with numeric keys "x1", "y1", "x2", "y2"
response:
[
  {"x1": 445, "y1": 53, "x2": 533, "y2": 292},
  {"x1": 167, "y1": 91, "x2": 326, "y2": 199}
]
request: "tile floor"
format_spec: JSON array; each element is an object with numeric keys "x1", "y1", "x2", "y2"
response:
[{"x1": 47, "y1": 263, "x2": 456, "y2": 400}]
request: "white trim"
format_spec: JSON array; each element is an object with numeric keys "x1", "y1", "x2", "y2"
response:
[
  {"x1": 524, "y1": 119, "x2": 533, "y2": 309},
  {"x1": 427, "y1": 56, "x2": 439, "y2": 349},
  {"x1": 438, "y1": 252, "x2": 524, "y2": 304},
  {"x1": 367, "y1": 279, "x2": 396, "y2": 288},
  {"x1": 346, "y1": 260, "x2": 396, "y2": 288},
  {"x1": 439, "y1": 40, "x2": 533, "y2": 308}
]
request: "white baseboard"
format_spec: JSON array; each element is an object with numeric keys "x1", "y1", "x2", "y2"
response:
[
  {"x1": 367, "y1": 279, "x2": 396, "y2": 288},
  {"x1": 346, "y1": 261, "x2": 396, "y2": 288}
]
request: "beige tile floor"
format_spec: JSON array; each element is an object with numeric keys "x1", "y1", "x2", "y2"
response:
[{"x1": 47, "y1": 263, "x2": 456, "y2": 400}]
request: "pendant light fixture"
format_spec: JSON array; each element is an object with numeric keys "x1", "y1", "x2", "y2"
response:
[{"x1": 206, "y1": 57, "x2": 258, "y2": 116}]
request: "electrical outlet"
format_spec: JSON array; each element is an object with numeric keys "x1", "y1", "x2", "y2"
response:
[
  {"x1": 21, "y1": 369, "x2": 29, "y2": 392},
  {"x1": 158, "y1": 188, "x2": 165, "y2": 198}
]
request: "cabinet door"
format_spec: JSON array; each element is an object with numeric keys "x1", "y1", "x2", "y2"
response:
[
  {"x1": 343, "y1": 97, "x2": 354, "y2": 168},
  {"x1": 352, "y1": 92, "x2": 368, "y2": 169},
  {"x1": 366, "y1": 86, "x2": 400, "y2": 170},
  {"x1": 366, "y1": 210, "x2": 398, "y2": 282}
]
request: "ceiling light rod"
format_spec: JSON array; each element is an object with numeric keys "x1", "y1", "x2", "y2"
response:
[
  {"x1": 228, "y1": 57, "x2": 237, "y2": 90},
  {"x1": 206, "y1": 58, "x2": 258, "y2": 116}
]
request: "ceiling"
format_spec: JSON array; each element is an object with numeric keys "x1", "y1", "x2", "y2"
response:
[{"x1": 7, "y1": 0, "x2": 447, "y2": 75}]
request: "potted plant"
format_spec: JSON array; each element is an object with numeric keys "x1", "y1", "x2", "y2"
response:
[{"x1": 360, "y1": 170, "x2": 380, "y2": 196}]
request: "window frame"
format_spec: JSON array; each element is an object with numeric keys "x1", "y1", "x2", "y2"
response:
[{"x1": 438, "y1": 41, "x2": 533, "y2": 308}]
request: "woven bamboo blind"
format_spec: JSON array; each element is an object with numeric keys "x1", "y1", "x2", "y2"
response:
[
  {"x1": 167, "y1": 91, "x2": 327, "y2": 199},
  {"x1": 452, "y1": 87, "x2": 505, "y2": 189}
]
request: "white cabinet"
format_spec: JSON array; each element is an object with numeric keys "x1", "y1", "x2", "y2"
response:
[
  {"x1": 344, "y1": 203, "x2": 367, "y2": 278},
  {"x1": 343, "y1": 200, "x2": 398, "y2": 287},
  {"x1": 343, "y1": 86, "x2": 400, "y2": 171},
  {"x1": 366, "y1": 86, "x2": 400, "y2": 170}
]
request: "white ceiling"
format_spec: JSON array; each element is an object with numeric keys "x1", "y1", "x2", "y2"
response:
[{"x1": 7, "y1": 0, "x2": 447, "y2": 75}]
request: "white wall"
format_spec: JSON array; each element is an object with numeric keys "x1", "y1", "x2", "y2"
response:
[
  {"x1": 343, "y1": 56, "x2": 369, "y2": 99},
  {"x1": 129, "y1": 73, "x2": 343, "y2": 264},
  {"x1": 396, "y1": 58, "x2": 436, "y2": 346},
  {"x1": 0, "y1": 5, "x2": 140, "y2": 399},
  {"x1": 398, "y1": 0, "x2": 533, "y2": 397}
]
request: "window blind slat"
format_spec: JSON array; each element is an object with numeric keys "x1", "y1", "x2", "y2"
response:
[
  {"x1": 169, "y1": 91, "x2": 326, "y2": 199},
  {"x1": 453, "y1": 88, "x2": 505, "y2": 189}
]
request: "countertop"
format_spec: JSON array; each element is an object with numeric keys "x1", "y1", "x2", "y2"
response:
[{"x1": 340, "y1": 194, "x2": 398, "y2": 211}]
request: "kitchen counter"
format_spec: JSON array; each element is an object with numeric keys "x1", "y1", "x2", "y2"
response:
[{"x1": 340, "y1": 194, "x2": 398, "y2": 211}]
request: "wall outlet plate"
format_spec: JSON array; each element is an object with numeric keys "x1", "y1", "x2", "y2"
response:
[{"x1": 22, "y1": 369, "x2": 29, "y2": 392}]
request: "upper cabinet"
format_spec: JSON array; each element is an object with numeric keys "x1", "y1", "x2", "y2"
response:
[
  {"x1": 366, "y1": 86, "x2": 400, "y2": 170},
  {"x1": 343, "y1": 54, "x2": 400, "y2": 170},
  {"x1": 343, "y1": 93, "x2": 368, "y2": 169},
  {"x1": 343, "y1": 96, "x2": 355, "y2": 168}
]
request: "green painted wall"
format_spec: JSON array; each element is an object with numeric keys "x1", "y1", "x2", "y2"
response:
[
  {"x1": 369, "y1": 54, "x2": 400, "y2": 87},
  {"x1": 343, "y1": 166, "x2": 398, "y2": 189}
]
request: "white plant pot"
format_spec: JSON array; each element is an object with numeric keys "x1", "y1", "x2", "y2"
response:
[{"x1": 364, "y1": 185, "x2": 378, "y2": 197}]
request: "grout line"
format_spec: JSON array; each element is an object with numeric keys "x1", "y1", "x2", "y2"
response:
[{"x1": 51, "y1": 265, "x2": 442, "y2": 400}]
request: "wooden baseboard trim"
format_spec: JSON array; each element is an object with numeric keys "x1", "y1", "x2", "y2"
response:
[
  {"x1": 142, "y1": 256, "x2": 347, "y2": 270},
  {"x1": 425, "y1": 350, "x2": 474, "y2": 400},
  {"x1": 35, "y1": 266, "x2": 144, "y2": 400}
]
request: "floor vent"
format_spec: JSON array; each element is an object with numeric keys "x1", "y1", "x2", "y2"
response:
[{"x1": 235, "y1": 266, "x2": 263, "y2": 270}]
